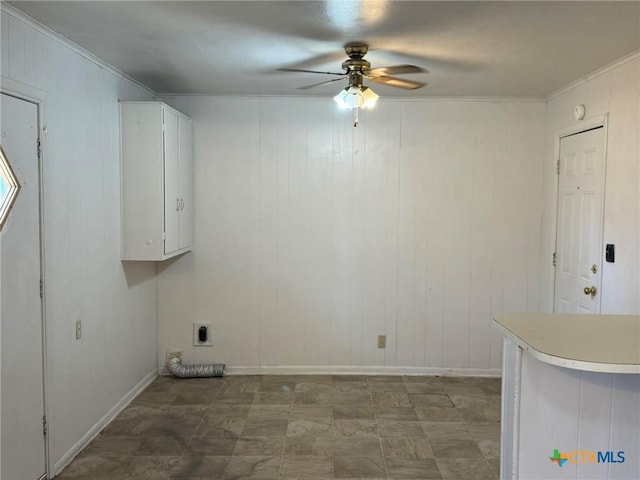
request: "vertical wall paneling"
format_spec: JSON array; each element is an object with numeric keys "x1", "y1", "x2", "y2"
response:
[
  {"x1": 7, "y1": 14, "x2": 26, "y2": 81},
  {"x1": 395, "y1": 103, "x2": 418, "y2": 367},
  {"x1": 575, "y1": 371, "x2": 613, "y2": 479},
  {"x1": 1, "y1": 7, "x2": 157, "y2": 473},
  {"x1": 348, "y1": 110, "x2": 365, "y2": 366},
  {"x1": 442, "y1": 103, "x2": 473, "y2": 369},
  {"x1": 195, "y1": 97, "x2": 228, "y2": 365},
  {"x1": 303, "y1": 102, "x2": 334, "y2": 366},
  {"x1": 225, "y1": 99, "x2": 262, "y2": 367},
  {"x1": 1, "y1": 13, "x2": 9, "y2": 75},
  {"x1": 380, "y1": 105, "x2": 401, "y2": 368},
  {"x1": 517, "y1": 353, "x2": 582, "y2": 478},
  {"x1": 423, "y1": 103, "x2": 447, "y2": 368},
  {"x1": 258, "y1": 100, "x2": 283, "y2": 367},
  {"x1": 329, "y1": 104, "x2": 356, "y2": 367},
  {"x1": 361, "y1": 104, "x2": 401, "y2": 367},
  {"x1": 158, "y1": 96, "x2": 546, "y2": 374},
  {"x1": 602, "y1": 59, "x2": 639, "y2": 314},
  {"x1": 609, "y1": 374, "x2": 640, "y2": 478},
  {"x1": 282, "y1": 100, "x2": 312, "y2": 366},
  {"x1": 469, "y1": 103, "x2": 502, "y2": 369}
]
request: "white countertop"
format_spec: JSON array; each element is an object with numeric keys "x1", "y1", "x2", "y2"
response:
[{"x1": 494, "y1": 313, "x2": 640, "y2": 374}]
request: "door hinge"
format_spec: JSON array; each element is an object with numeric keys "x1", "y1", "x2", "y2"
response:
[
  {"x1": 552, "y1": 252, "x2": 557, "y2": 267},
  {"x1": 162, "y1": 232, "x2": 167, "y2": 241},
  {"x1": 43, "y1": 415, "x2": 48, "y2": 436},
  {"x1": 556, "y1": 159, "x2": 560, "y2": 174},
  {"x1": 37, "y1": 139, "x2": 42, "y2": 159},
  {"x1": 40, "y1": 279, "x2": 44, "y2": 298}
]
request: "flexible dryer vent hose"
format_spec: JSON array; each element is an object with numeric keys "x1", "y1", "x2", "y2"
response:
[{"x1": 166, "y1": 357, "x2": 226, "y2": 378}]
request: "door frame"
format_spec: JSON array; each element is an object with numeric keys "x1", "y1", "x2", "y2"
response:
[
  {"x1": 1, "y1": 85, "x2": 50, "y2": 479},
  {"x1": 551, "y1": 113, "x2": 609, "y2": 313}
]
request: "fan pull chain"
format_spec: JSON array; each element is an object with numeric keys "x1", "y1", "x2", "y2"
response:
[{"x1": 353, "y1": 107, "x2": 359, "y2": 127}]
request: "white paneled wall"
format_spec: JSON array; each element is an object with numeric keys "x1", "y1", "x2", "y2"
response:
[
  {"x1": 1, "y1": 2, "x2": 636, "y2": 477},
  {"x1": 1, "y1": 7, "x2": 157, "y2": 473},
  {"x1": 158, "y1": 96, "x2": 545, "y2": 374},
  {"x1": 541, "y1": 55, "x2": 640, "y2": 313}
]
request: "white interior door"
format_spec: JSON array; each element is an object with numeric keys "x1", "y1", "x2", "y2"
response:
[
  {"x1": 1, "y1": 93, "x2": 46, "y2": 480},
  {"x1": 554, "y1": 127, "x2": 606, "y2": 313}
]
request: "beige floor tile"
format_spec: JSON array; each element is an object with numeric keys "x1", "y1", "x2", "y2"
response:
[
  {"x1": 381, "y1": 438, "x2": 434, "y2": 458},
  {"x1": 223, "y1": 455, "x2": 280, "y2": 479},
  {"x1": 233, "y1": 436, "x2": 284, "y2": 456},
  {"x1": 334, "y1": 456, "x2": 386, "y2": 478},
  {"x1": 436, "y1": 457, "x2": 496, "y2": 479},
  {"x1": 385, "y1": 458, "x2": 442, "y2": 479},
  {"x1": 280, "y1": 456, "x2": 333, "y2": 478},
  {"x1": 284, "y1": 435, "x2": 334, "y2": 457}
]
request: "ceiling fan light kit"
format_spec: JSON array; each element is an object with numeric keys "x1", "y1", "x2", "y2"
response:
[{"x1": 333, "y1": 85, "x2": 379, "y2": 109}]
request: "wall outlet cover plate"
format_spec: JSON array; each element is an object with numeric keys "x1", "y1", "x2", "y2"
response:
[{"x1": 193, "y1": 322, "x2": 212, "y2": 346}]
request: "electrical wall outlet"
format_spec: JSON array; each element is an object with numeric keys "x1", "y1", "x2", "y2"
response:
[
  {"x1": 193, "y1": 322, "x2": 212, "y2": 346},
  {"x1": 377, "y1": 335, "x2": 386, "y2": 349},
  {"x1": 167, "y1": 350, "x2": 182, "y2": 362},
  {"x1": 75, "y1": 319, "x2": 82, "y2": 340}
]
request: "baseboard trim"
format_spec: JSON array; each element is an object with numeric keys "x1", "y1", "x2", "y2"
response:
[
  {"x1": 222, "y1": 365, "x2": 502, "y2": 377},
  {"x1": 52, "y1": 369, "x2": 158, "y2": 476}
]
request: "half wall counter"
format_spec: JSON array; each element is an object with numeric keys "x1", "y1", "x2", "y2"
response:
[{"x1": 494, "y1": 313, "x2": 639, "y2": 479}]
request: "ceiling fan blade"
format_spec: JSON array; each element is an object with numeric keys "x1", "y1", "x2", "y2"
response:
[
  {"x1": 369, "y1": 76, "x2": 426, "y2": 90},
  {"x1": 298, "y1": 77, "x2": 346, "y2": 90},
  {"x1": 277, "y1": 50, "x2": 347, "y2": 70},
  {"x1": 278, "y1": 68, "x2": 345, "y2": 76},
  {"x1": 368, "y1": 65, "x2": 427, "y2": 76},
  {"x1": 377, "y1": 49, "x2": 479, "y2": 72}
]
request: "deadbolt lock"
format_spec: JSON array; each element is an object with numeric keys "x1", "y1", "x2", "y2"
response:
[
  {"x1": 583, "y1": 286, "x2": 597, "y2": 297},
  {"x1": 591, "y1": 264, "x2": 598, "y2": 274}
]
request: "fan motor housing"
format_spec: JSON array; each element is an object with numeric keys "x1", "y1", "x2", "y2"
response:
[
  {"x1": 342, "y1": 58, "x2": 371, "y2": 73},
  {"x1": 344, "y1": 43, "x2": 368, "y2": 58}
]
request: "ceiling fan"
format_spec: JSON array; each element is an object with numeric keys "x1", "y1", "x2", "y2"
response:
[
  {"x1": 280, "y1": 43, "x2": 426, "y2": 125},
  {"x1": 281, "y1": 42, "x2": 426, "y2": 90}
]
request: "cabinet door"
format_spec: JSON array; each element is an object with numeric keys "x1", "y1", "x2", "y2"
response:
[
  {"x1": 163, "y1": 109, "x2": 180, "y2": 255},
  {"x1": 178, "y1": 117, "x2": 193, "y2": 250}
]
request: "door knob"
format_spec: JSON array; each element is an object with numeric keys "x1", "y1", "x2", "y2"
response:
[{"x1": 583, "y1": 286, "x2": 597, "y2": 296}]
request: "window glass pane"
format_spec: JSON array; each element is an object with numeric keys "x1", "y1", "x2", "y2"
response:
[
  {"x1": 0, "y1": 176, "x2": 7, "y2": 199},
  {"x1": 0, "y1": 146, "x2": 21, "y2": 230}
]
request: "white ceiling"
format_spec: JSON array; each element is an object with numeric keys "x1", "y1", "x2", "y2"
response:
[{"x1": 9, "y1": 1, "x2": 640, "y2": 98}]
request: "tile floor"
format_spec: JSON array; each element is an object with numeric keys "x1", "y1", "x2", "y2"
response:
[{"x1": 55, "y1": 374, "x2": 501, "y2": 480}]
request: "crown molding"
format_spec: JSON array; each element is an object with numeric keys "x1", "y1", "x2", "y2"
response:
[
  {"x1": 158, "y1": 93, "x2": 545, "y2": 103},
  {"x1": 547, "y1": 49, "x2": 639, "y2": 101},
  {"x1": 1, "y1": 3, "x2": 156, "y2": 98}
]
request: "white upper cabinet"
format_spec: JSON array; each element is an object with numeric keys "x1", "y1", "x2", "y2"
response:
[{"x1": 120, "y1": 102, "x2": 193, "y2": 261}]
